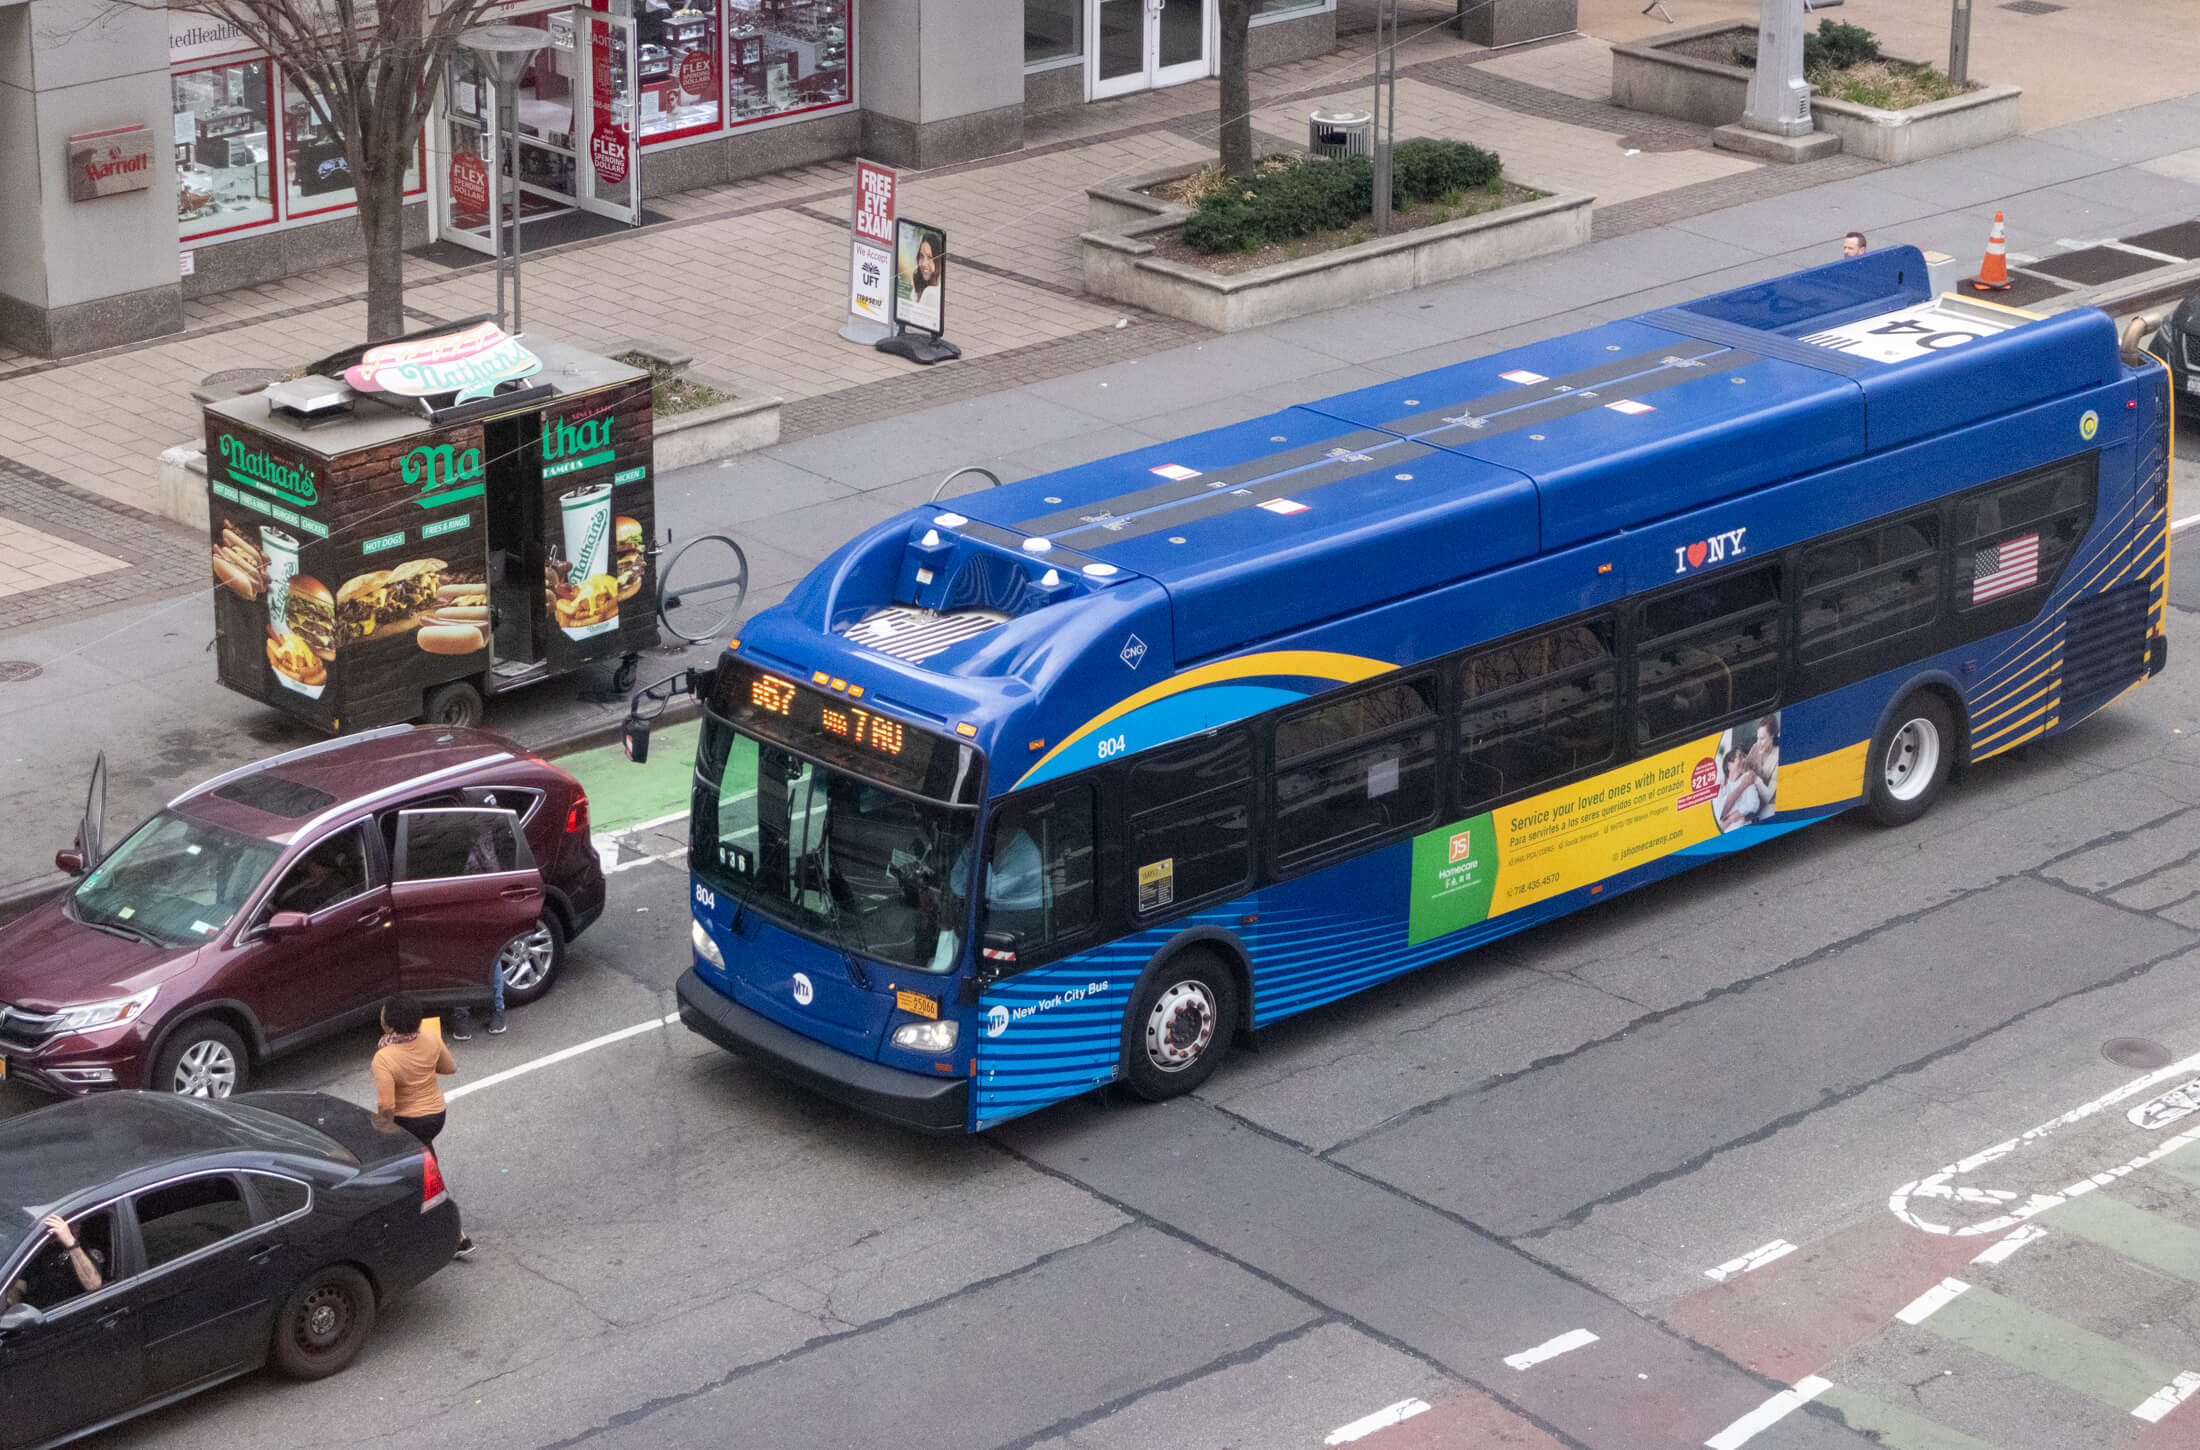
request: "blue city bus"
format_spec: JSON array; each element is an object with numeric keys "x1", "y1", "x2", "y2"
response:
[{"x1": 634, "y1": 247, "x2": 2171, "y2": 1133}]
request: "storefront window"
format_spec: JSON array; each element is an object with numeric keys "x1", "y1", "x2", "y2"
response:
[
  {"x1": 174, "y1": 58, "x2": 276, "y2": 240},
  {"x1": 1255, "y1": 0, "x2": 1329, "y2": 15},
  {"x1": 636, "y1": 0, "x2": 722, "y2": 140},
  {"x1": 1025, "y1": 0, "x2": 1082, "y2": 64},
  {"x1": 727, "y1": 0, "x2": 850, "y2": 123},
  {"x1": 284, "y1": 74, "x2": 424, "y2": 218}
]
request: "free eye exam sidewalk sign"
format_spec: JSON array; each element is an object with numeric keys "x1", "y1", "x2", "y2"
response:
[{"x1": 840, "y1": 158, "x2": 897, "y2": 345}]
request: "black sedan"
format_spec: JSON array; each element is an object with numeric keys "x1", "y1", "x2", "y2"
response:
[
  {"x1": 0, "y1": 1091, "x2": 460, "y2": 1449},
  {"x1": 2145, "y1": 287, "x2": 2200, "y2": 410}
]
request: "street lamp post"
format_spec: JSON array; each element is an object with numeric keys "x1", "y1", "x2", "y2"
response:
[{"x1": 460, "y1": 25, "x2": 548, "y2": 334}]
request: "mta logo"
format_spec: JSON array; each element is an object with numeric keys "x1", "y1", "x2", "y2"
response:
[
  {"x1": 1675, "y1": 527, "x2": 1749, "y2": 574},
  {"x1": 986, "y1": 1005, "x2": 1010, "y2": 1037}
]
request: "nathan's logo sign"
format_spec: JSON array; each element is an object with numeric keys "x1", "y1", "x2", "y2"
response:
[
  {"x1": 402, "y1": 441, "x2": 485, "y2": 506},
  {"x1": 342, "y1": 321, "x2": 540, "y2": 404},
  {"x1": 218, "y1": 434, "x2": 318, "y2": 506},
  {"x1": 541, "y1": 413, "x2": 614, "y2": 479},
  {"x1": 1674, "y1": 526, "x2": 1748, "y2": 574}
]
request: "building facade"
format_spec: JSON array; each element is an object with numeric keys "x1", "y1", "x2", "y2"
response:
[{"x1": 0, "y1": 0, "x2": 1334, "y2": 358}]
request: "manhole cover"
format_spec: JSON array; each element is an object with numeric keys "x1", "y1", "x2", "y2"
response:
[
  {"x1": 0, "y1": 660, "x2": 41, "y2": 683},
  {"x1": 2000, "y1": 0, "x2": 2064, "y2": 13},
  {"x1": 2105, "y1": 1037, "x2": 2174, "y2": 1069}
]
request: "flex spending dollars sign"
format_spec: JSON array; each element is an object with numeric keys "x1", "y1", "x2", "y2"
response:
[{"x1": 1408, "y1": 731, "x2": 1731, "y2": 945}]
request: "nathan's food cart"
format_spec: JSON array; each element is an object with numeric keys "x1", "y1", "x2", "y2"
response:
[{"x1": 203, "y1": 319, "x2": 660, "y2": 732}]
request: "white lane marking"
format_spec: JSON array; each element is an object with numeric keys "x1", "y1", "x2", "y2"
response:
[
  {"x1": 1705, "y1": 1239, "x2": 1797, "y2": 1282},
  {"x1": 2133, "y1": 1369, "x2": 2200, "y2": 1423},
  {"x1": 1504, "y1": 1328, "x2": 1599, "y2": 1370},
  {"x1": 1324, "y1": 1398, "x2": 1430, "y2": 1444},
  {"x1": 1895, "y1": 1278, "x2": 1971, "y2": 1326},
  {"x1": 1971, "y1": 1224, "x2": 2048, "y2": 1267},
  {"x1": 1704, "y1": 1376, "x2": 1832, "y2": 1450},
  {"x1": 445, "y1": 1012, "x2": 681, "y2": 1102},
  {"x1": 2107, "y1": 240, "x2": 2188, "y2": 265},
  {"x1": 1890, "y1": 1046, "x2": 2200, "y2": 1235},
  {"x1": 2174, "y1": 513, "x2": 2200, "y2": 536}
]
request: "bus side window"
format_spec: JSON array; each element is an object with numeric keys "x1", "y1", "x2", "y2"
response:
[
  {"x1": 1798, "y1": 513, "x2": 1940, "y2": 665},
  {"x1": 1457, "y1": 618, "x2": 1618, "y2": 813},
  {"x1": 1952, "y1": 456, "x2": 2094, "y2": 613},
  {"x1": 1634, "y1": 563, "x2": 1784, "y2": 748},
  {"x1": 983, "y1": 785, "x2": 1097, "y2": 964},
  {"x1": 1127, "y1": 731, "x2": 1254, "y2": 915},
  {"x1": 1272, "y1": 678, "x2": 1441, "y2": 872}
]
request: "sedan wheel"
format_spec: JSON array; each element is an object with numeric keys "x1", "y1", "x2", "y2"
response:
[{"x1": 273, "y1": 1265, "x2": 377, "y2": 1380}]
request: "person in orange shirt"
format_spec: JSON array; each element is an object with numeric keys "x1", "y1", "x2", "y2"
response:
[{"x1": 373, "y1": 994, "x2": 474, "y2": 1258}]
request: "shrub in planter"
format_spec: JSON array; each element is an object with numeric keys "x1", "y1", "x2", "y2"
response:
[
  {"x1": 1737, "y1": 19, "x2": 1880, "y2": 70},
  {"x1": 1181, "y1": 139, "x2": 1503, "y2": 254}
]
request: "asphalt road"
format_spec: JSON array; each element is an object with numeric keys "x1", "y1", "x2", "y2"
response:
[{"x1": 10, "y1": 440, "x2": 2200, "y2": 1450}]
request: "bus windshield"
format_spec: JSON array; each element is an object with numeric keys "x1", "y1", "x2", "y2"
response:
[{"x1": 693, "y1": 713, "x2": 977, "y2": 973}]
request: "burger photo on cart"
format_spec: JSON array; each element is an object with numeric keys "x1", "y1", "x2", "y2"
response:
[
  {"x1": 334, "y1": 557, "x2": 447, "y2": 646},
  {"x1": 615, "y1": 516, "x2": 645, "y2": 601},
  {"x1": 265, "y1": 575, "x2": 333, "y2": 694}
]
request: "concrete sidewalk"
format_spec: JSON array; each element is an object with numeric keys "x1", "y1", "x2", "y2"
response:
[{"x1": 5, "y1": 80, "x2": 2200, "y2": 903}]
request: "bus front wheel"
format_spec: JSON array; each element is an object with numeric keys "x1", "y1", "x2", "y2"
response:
[
  {"x1": 1867, "y1": 692, "x2": 1956, "y2": 828},
  {"x1": 1124, "y1": 951, "x2": 1239, "y2": 1101}
]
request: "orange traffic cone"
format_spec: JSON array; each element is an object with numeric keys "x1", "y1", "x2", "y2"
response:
[{"x1": 1970, "y1": 210, "x2": 2012, "y2": 292}]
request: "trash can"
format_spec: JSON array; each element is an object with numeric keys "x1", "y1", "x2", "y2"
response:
[{"x1": 1308, "y1": 109, "x2": 1373, "y2": 160}]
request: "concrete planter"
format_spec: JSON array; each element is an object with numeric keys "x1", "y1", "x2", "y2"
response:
[
  {"x1": 1611, "y1": 22, "x2": 2020, "y2": 164},
  {"x1": 1811, "y1": 85, "x2": 2021, "y2": 166},
  {"x1": 651, "y1": 389, "x2": 782, "y2": 472},
  {"x1": 1080, "y1": 168, "x2": 1593, "y2": 334}
]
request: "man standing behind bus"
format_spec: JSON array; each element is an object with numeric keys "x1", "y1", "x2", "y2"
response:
[{"x1": 1844, "y1": 231, "x2": 1868, "y2": 257}]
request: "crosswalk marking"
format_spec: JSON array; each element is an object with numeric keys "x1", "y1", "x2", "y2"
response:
[
  {"x1": 1815, "y1": 1384, "x2": 2004, "y2": 1450},
  {"x1": 1706, "y1": 1238, "x2": 1797, "y2": 1282},
  {"x1": 1916, "y1": 1284, "x2": 2180, "y2": 1411},
  {"x1": 1970, "y1": 1225, "x2": 2047, "y2": 1267},
  {"x1": 1503, "y1": 1328, "x2": 1597, "y2": 1370},
  {"x1": 1704, "y1": 1376, "x2": 1831, "y2": 1450},
  {"x1": 1896, "y1": 1278, "x2": 1971, "y2": 1326},
  {"x1": 2132, "y1": 1370, "x2": 2200, "y2": 1424},
  {"x1": 2042, "y1": 1189, "x2": 2200, "y2": 1287}
]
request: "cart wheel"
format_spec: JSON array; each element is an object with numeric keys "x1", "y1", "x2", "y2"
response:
[
  {"x1": 612, "y1": 655, "x2": 639, "y2": 694},
  {"x1": 423, "y1": 680, "x2": 484, "y2": 729}
]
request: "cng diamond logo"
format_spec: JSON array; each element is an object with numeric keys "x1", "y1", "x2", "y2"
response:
[
  {"x1": 1120, "y1": 635, "x2": 1147, "y2": 670},
  {"x1": 986, "y1": 1004, "x2": 1010, "y2": 1037},
  {"x1": 791, "y1": 972, "x2": 814, "y2": 1006},
  {"x1": 1448, "y1": 830, "x2": 1475, "y2": 864}
]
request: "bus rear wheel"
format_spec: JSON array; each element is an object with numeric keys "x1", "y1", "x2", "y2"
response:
[
  {"x1": 1124, "y1": 951, "x2": 1239, "y2": 1101},
  {"x1": 1867, "y1": 692, "x2": 1956, "y2": 828}
]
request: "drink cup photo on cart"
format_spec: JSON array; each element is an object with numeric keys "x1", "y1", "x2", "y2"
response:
[
  {"x1": 0, "y1": 1091, "x2": 463, "y2": 1450},
  {"x1": 0, "y1": 725, "x2": 604, "y2": 1099},
  {"x1": 630, "y1": 246, "x2": 2171, "y2": 1134}
]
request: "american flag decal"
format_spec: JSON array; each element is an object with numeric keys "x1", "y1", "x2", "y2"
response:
[{"x1": 1972, "y1": 533, "x2": 2040, "y2": 604}]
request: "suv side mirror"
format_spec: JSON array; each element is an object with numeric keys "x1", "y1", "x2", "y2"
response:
[
  {"x1": 54, "y1": 848, "x2": 85, "y2": 876},
  {"x1": 0, "y1": 1303, "x2": 43, "y2": 1334},
  {"x1": 265, "y1": 911, "x2": 311, "y2": 936}
]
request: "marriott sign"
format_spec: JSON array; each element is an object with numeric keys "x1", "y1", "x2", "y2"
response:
[{"x1": 67, "y1": 125, "x2": 155, "y2": 202}]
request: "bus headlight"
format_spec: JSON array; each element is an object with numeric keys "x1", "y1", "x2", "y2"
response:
[
  {"x1": 690, "y1": 918, "x2": 725, "y2": 968},
  {"x1": 891, "y1": 1020, "x2": 958, "y2": 1053}
]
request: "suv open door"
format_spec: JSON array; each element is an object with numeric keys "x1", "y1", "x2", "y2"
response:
[{"x1": 389, "y1": 807, "x2": 544, "y2": 1000}]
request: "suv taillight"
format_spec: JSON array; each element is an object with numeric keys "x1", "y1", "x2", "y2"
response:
[
  {"x1": 566, "y1": 793, "x2": 589, "y2": 838},
  {"x1": 422, "y1": 1148, "x2": 448, "y2": 1212}
]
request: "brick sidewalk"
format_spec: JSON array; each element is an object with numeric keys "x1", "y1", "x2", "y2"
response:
[{"x1": 0, "y1": 13, "x2": 1948, "y2": 633}]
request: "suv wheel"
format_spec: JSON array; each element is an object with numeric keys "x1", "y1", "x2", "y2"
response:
[
  {"x1": 496, "y1": 912, "x2": 567, "y2": 1006},
  {"x1": 153, "y1": 1019, "x2": 249, "y2": 1098}
]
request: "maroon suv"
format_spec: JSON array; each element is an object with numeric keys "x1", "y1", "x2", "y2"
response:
[{"x1": 0, "y1": 725, "x2": 604, "y2": 1097}]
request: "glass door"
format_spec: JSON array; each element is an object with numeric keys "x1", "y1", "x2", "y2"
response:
[
  {"x1": 432, "y1": 10, "x2": 583, "y2": 255},
  {"x1": 574, "y1": 6, "x2": 641, "y2": 225},
  {"x1": 1152, "y1": 0, "x2": 1209, "y2": 88},
  {"x1": 1088, "y1": 0, "x2": 1211, "y2": 100}
]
